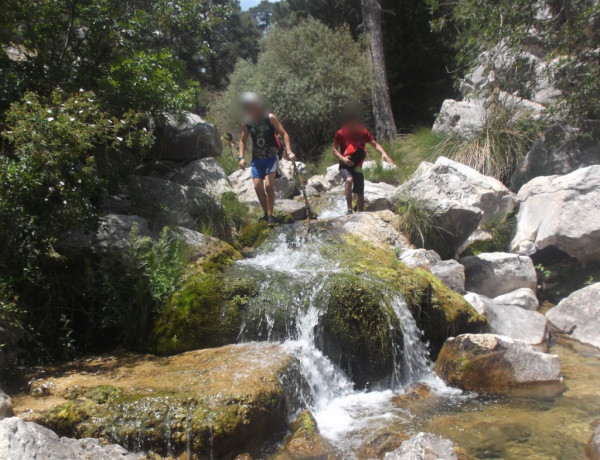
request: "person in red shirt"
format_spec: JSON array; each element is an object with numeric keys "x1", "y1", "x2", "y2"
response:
[{"x1": 333, "y1": 112, "x2": 394, "y2": 214}]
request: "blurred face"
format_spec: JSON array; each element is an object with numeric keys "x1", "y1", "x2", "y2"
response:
[
  {"x1": 344, "y1": 118, "x2": 363, "y2": 134},
  {"x1": 243, "y1": 102, "x2": 263, "y2": 121}
]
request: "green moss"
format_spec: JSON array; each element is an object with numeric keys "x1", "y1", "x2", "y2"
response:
[
  {"x1": 238, "y1": 221, "x2": 271, "y2": 248},
  {"x1": 84, "y1": 385, "x2": 123, "y2": 404},
  {"x1": 336, "y1": 235, "x2": 487, "y2": 357},
  {"x1": 319, "y1": 274, "x2": 402, "y2": 388},
  {"x1": 199, "y1": 240, "x2": 242, "y2": 273}
]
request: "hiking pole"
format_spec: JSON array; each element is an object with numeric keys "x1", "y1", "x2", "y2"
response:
[{"x1": 291, "y1": 158, "x2": 312, "y2": 233}]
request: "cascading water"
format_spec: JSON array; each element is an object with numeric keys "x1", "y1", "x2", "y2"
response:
[{"x1": 232, "y1": 225, "x2": 451, "y2": 457}]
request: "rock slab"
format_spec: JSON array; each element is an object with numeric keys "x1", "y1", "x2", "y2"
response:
[
  {"x1": 546, "y1": 283, "x2": 600, "y2": 349},
  {"x1": 0, "y1": 417, "x2": 137, "y2": 460},
  {"x1": 400, "y1": 249, "x2": 465, "y2": 293},
  {"x1": 460, "y1": 252, "x2": 537, "y2": 298},
  {"x1": 510, "y1": 165, "x2": 600, "y2": 264},
  {"x1": 435, "y1": 334, "x2": 561, "y2": 394},
  {"x1": 384, "y1": 432, "x2": 457, "y2": 460}
]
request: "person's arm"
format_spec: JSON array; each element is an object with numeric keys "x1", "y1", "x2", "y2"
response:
[
  {"x1": 238, "y1": 124, "x2": 249, "y2": 170},
  {"x1": 269, "y1": 114, "x2": 295, "y2": 161},
  {"x1": 333, "y1": 143, "x2": 353, "y2": 166},
  {"x1": 369, "y1": 140, "x2": 394, "y2": 164}
]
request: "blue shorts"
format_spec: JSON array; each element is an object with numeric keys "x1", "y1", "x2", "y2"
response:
[{"x1": 251, "y1": 156, "x2": 278, "y2": 179}]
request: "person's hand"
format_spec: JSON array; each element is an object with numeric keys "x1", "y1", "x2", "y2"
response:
[
  {"x1": 342, "y1": 157, "x2": 354, "y2": 167},
  {"x1": 239, "y1": 158, "x2": 246, "y2": 170},
  {"x1": 384, "y1": 155, "x2": 395, "y2": 165},
  {"x1": 287, "y1": 152, "x2": 296, "y2": 162}
]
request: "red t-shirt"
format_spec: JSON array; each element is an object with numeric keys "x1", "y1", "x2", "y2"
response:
[{"x1": 334, "y1": 127, "x2": 374, "y2": 167}]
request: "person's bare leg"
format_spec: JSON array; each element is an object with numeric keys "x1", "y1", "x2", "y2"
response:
[
  {"x1": 345, "y1": 178, "x2": 354, "y2": 211},
  {"x1": 253, "y1": 178, "x2": 268, "y2": 216},
  {"x1": 357, "y1": 193, "x2": 365, "y2": 212},
  {"x1": 264, "y1": 173, "x2": 277, "y2": 216}
]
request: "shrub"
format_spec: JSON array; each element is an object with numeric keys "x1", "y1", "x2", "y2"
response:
[
  {"x1": 395, "y1": 197, "x2": 439, "y2": 249},
  {"x1": 210, "y1": 19, "x2": 372, "y2": 159},
  {"x1": 433, "y1": 103, "x2": 545, "y2": 184}
]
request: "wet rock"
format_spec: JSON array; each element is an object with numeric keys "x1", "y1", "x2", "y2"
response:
[
  {"x1": 493, "y1": 288, "x2": 539, "y2": 311},
  {"x1": 334, "y1": 210, "x2": 410, "y2": 249},
  {"x1": 276, "y1": 199, "x2": 308, "y2": 221},
  {"x1": 150, "y1": 112, "x2": 222, "y2": 162},
  {"x1": 235, "y1": 454, "x2": 253, "y2": 460},
  {"x1": 399, "y1": 249, "x2": 465, "y2": 293},
  {"x1": 362, "y1": 432, "x2": 408, "y2": 458},
  {"x1": 171, "y1": 157, "x2": 233, "y2": 199},
  {"x1": 391, "y1": 383, "x2": 433, "y2": 405},
  {"x1": 512, "y1": 122, "x2": 600, "y2": 190},
  {"x1": 460, "y1": 252, "x2": 537, "y2": 298},
  {"x1": 284, "y1": 410, "x2": 330, "y2": 460},
  {"x1": 129, "y1": 175, "x2": 224, "y2": 231},
  {"x1": 546, "y1": 283, "x2": 600, "y2": 349},
  {"x1": 318, "y1": 275, "x2": 403, "y2": 388},
  {"x1": 435, "y1": 334, "x2": 561, "y2": 394},
  {"x1": 510, "y1": 166, "x2": 600, "y2": 264},
  {"x1": 587, "y1": 420, "x2": 600, "y2": 460},
  {"x1": 464, "y1": 292, "x2": 548, "y2": 344},
  {"x1": 18, "y1": 343, "x2": 299, "y2": 458},
  {"x1": 384, "y1": 432, "x2": 458, "y2": 460},
  {"x1": 0, "y1": 417, "x2": 137, "y2": 459},
  {"x1": 396, "y1": 157, "x2": 515, "y2": 253},
  {"x1": 0, "y1": 390, "x2": 13, "y2": 419}
]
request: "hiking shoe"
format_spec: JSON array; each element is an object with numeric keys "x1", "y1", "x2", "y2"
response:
[
  {"x1": 258, "y1": 215, "x2": 268, "y2": 223},
  {"x1": 267, "y1": 215, "x2": 276, "y2": 226},
  {"x1": 346, "y1": 209, "x2": 354, "y2": 216}
]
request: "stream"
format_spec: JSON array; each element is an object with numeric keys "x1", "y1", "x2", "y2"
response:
[{"x1": 232, "y1": 224, "x2": 600, "y2": 459}]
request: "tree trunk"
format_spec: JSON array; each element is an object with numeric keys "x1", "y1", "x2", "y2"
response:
[{"x1": 362, "y1": 0, "x2": 397, "y2": 140}]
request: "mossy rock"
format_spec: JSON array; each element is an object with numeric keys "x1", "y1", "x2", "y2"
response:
[
  {"x1": 27, "y1": 344, "x2": 297, "y2": 458},
  {"x1": 284, "y1": 410, "x2": 331, "y2": 460},
  {"x1": 148, "y1": 272, "x2": 256, "y2": 355},
  {"x1": 238, "y1": 221, "x2": 272, "y2": 249},
  {"x1": 337, "y1": 235, "x2": 487, "y2": 357},
  {"x1": 318, "y1": 275, "x2": 403, "y2": 389}
]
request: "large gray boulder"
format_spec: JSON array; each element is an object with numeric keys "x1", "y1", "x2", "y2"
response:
[
  {"x1": 396, "y1": 157, "x2": 515, "y2": 253},
  {"x1": 588, "y1": 421, "x2": 600, "y2": 460},
  {"x1": 399, "y1": 249, "x2": 465, "y2": 293},
  {"x1": 460, "y1": 252, "x2": 537, "y2": 298},
  {"x1": 171, "y1": 157, "x2": 233, "y2": 199},
  {"x1": 465, "y1": 292, "x2": 548, "y2": 344},
  {"x1": 433, "y1": 99, "x2": 486, "y2": 135},
  {"x1": 229, "y1": 159, "x2": 305, "y2": 203},
  {"x1": 129, "y1": 175, "x2": 221, "y2": 230},
  {"x1": 512, "y1": 122, "x2": 600, "y2": 190},
  {"x1": 493, "y1": 288, "x2": 539, "y2": 311},
  {"x1": 384, "y1": 432, "x2": 457, "y2": 460},
  {"x1": 0, "y1": 417, "x2": 137, "y2": 460},
  {"x1": 275, "y1": 199, "x2": 307, "y2": 221},
  {"x1": 151, "y1": 112, "x2": 222, "y2": 162},
  {"x1": 510, "y1": 166, "x2": 600, "y2": 264},
  {"x1": 435, "y1": 334, "x2": 561, "y2": 394},
  {"x1": 546, "y1": 283, "x2": 600, "y2": 349},
  {"x1": 364, "y1": 181, "x2": 397, "y2": 211}
]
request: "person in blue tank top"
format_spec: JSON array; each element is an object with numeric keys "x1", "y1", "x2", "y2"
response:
[{"x1": 238, "y1": 92, "x2": 296, "y2": 226}]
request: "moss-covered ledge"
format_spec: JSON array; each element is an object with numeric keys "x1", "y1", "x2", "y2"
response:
[{"x1": 336, "y1": 235, "x2": 487, "y2": 358}]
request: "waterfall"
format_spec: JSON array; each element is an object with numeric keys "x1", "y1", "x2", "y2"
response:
[{"x1": 233, "y1": 226, "x2": 439, "y2": 455}]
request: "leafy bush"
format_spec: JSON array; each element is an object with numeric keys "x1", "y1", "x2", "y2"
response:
[
  {"x1": 221, "y1": 191, "x2": 251, "y2": 231},
  {"x1": 210, "y1": 19, "x2": 372, "y2": 159}
]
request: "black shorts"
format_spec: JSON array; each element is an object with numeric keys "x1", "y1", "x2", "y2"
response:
[{"x1": 339, "y1": 167, "x2": 365, "y2": 194}]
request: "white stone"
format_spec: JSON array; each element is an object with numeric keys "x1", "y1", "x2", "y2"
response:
[
  {"x1": 465, "y1": 292, "x2": 548, "y2": 344},
  {"x1": 546, "y1": 283, "x2": 600, "y2": 349},
  {"x1": 171, "y1": 157, "x2": 233, "y2": 199},
  {"x1": 493, "y1": 288, "x2": 539, "y2": 311},
  {"x1": 400, "y1": 249, "x2": 465, "y2": 293},
  {"x1": 461, "y1": 252, "x2": 537, "y2": 298},
  {"x1": 511, "y1": 166, "x2": 600, "y2": 264},
  {"x1": 384, "y1": 432, "x2": 457, "y2": 460}
]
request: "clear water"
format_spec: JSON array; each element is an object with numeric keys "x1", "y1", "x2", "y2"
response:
[{"x1": 237, "y1": 225, "x2": 600, "y2": 459}]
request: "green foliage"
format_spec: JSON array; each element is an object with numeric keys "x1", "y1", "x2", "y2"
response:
[
  {"x1": 238, "y1": 221, "x2": 272, "y2": 249},
  {"x1": 221, "y1": 191, "x2": 251, "y2": 231},
  {"x1": 395, "y1": 198, "x2": 439, "y2": 249},
  {"x1": 0, "y1": 91, "x2": 152, "y2": 283},
  {"x1": 211, "y1": 19, "x2": 372, "y2": 159},
  {"x1": 466, "y1": 215, "x2": 516, "y2": 255},
  {"x1": 433, "y1": 103, "x2": 545, "y2": 183}
]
